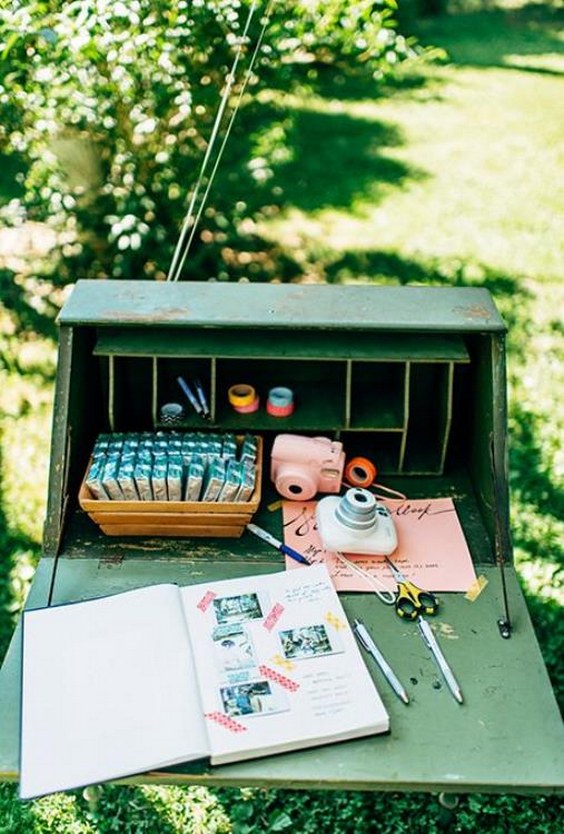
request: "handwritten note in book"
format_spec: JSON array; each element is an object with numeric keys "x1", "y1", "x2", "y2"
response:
[{"x1": 282, "y1": 498, "x2": 477, "y2": 593}]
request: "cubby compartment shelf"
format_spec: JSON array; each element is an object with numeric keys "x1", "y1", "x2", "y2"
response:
[
  {"x1": 215, "y1": 358, "x2": 347, "y2": 431},
  {"x1": 402, "y1": 362, "x2": 454, "y2": 475},
  {"x1": 101, "y1": 344, "x2": 467, "y2": 475},
  {"x1": 349, "y1": 361, "x2": 406, "y2": 430}
]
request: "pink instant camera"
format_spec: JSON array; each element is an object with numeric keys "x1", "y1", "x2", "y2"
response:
[{"x1": 270, "y1": 434, "x2": 345, "y2": 500}]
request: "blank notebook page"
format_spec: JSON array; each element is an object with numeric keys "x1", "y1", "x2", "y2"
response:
[{"x1": 20, "y1": 584, "x2": 208, "y2": 799}]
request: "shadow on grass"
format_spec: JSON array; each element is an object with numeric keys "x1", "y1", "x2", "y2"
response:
[
  {"x1": 324, "y1": 245, "x2": 529, "y2": 294},
  {"x1": 509, "y1": 402, "x2": 564, "y2": 531},
  {"x1": 415, "y1": 3, "x2": 564, "y2": 75},
  {"x1": 293, "y1": 62, "x2": 439, "y2": 104},
  {"x1": 223, "y1": 100, "x2": 425, "y2": 215},
  {"x1": 170, "y1": 99, "x2": 427, "y2": 283},
  {"x1": 522, "y1": 590, "x2": 564, "y2": 715}
]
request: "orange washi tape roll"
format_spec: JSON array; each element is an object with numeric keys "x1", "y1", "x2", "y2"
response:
[
  {"x1": 344, "y1": 456, "x2": 377, "y2": 488},
  {"x1": 228, "y1": 384, "x2": 256, "y2": 408}
]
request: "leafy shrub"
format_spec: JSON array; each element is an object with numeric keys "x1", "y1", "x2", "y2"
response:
[{"x1": 0, "y1": 0, "x2": 416, "y2": 284}]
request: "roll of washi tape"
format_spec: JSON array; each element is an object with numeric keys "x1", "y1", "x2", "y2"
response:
[
  {"x1": 159, "y1": 402, "x2": 185, "y2": 426},
  {"x1": 228, "y1": 384, "x2": 256, "y2": 409},
  {"x1": 266, "y1": 399, "x2": 294, "y2": 417},
  {"x1": 268, "y1": 386, "x2": 294, "y2": 407},
  {"x1": 234, "y1": 396, "x2": 260, "y2": 414},
  {"x1": 267, "y1": 386, "x2": 294, "y2": 417},
  {"x1": 344, "y1": 456, "x2": 377, "y2": 488}
]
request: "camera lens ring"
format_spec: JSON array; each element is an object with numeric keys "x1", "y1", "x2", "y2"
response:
[
  {"x1": 334, "y1": 488, "x2": 378, "y2": 531},
  {"x1": 274, "y1": 468, "x2": 317, "y2": 501}
]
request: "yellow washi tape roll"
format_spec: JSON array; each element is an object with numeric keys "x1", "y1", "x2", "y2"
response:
[{"x1": 228, "y1": 383, "x2": 256, "y2": 408}]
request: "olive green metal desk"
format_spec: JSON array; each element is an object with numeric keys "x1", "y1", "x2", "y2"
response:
[{"x1": 1, "y1": 281, "x2": 563, "y2": 795}]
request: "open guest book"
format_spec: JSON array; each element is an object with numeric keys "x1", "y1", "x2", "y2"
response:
[{"x1": 20, "y1": 564, "x2": 389, "y2": 799}]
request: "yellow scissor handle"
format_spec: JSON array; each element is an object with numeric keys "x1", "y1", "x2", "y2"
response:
[{"x1": 395, "y1": 581, "x2": 438, "y2": 620}]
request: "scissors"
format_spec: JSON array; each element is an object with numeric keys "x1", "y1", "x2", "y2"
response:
[{"x1": 385, "y1": 556, "x2": 439, "y2": 620}]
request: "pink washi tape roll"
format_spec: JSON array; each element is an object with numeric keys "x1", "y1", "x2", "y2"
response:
[{"x1": 234, "y1": 396, "x2": 260, "y2": 414}]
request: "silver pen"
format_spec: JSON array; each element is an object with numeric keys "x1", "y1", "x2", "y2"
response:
[
  {"x1": 353, "y1": 619, "x2": 409, "y2": 705},
  {"x1": 193, "y1": 378, "x2": 210, "y2": 418},
  {"x1": 417, "y1": 616, "x2": 464, "y2": 704},
  {"x1": 177, "y1": 376, "x2": 203, "y2": 416}
]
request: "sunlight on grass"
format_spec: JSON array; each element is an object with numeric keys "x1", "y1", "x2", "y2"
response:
[
  {"x1": 259, "y1": 64, "x2": 564, "y2": 283},
  {"x1": 138, "y1": 785, "x2": 231, "y2": 833},
  {"x1": 0, "y1": 341, "x2": 54, "y2": 545},
  {"x1": 0, "y1": 783, "x2": 233, "y2": 834},
  {"x1": 516, "y1": 553, "x2": 563, "y2": 606},
  {"x1": 0, "y1": 323, "x2": 55, "y2": 640},
  {"x1": 29, "y1": 792, "x2": 95, "y2": 834},
  {"x1": 6, "y1": 550, "x2": 36, "y2": 616},
  {"x1": 503, "y1": 51, "x2": 564, "y2": 72}
]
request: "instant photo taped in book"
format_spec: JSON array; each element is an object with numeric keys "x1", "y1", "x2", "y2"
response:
[
  {"x1": 212, "y1": 623, "x2": 258, "y2": 678},
  {"x1": 212, "y1": 590, "x2": 270, "y2": 627},
  {"x1": 219, "y1": 678, "x2": 289, "y2": 719},
  {"x1": 277, "y1": 622, "x2": 344, "y2": 661}
]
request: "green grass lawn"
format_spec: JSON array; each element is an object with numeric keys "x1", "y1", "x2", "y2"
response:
[{"x1": 0, "y1": 3, "x2": 563, "y2": 831}]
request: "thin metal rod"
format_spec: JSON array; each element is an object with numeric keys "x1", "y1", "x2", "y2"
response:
[
  {"x1": 170, "y1": 1, "x2": 276, "y2": 282},
  {"x1": 167, "y1": 0, "x2": 260, "y2": 282}
]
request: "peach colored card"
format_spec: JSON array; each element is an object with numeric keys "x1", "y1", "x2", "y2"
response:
[{"x1": 282, "y1": 498, "x2": 477, "y2": 593}]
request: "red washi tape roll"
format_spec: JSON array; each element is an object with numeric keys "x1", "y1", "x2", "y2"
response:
[
  {"x1": 266, "y1": 386, "x2": 294, "y2": 417},
  {"x1": 344, "y1": 456, "x2": 377, "y2": 488},
  {"x1": 266, "y1": 400, "x2": 294, "y2": 417}
]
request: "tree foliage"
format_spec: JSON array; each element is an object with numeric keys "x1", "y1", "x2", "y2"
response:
[{"x1": 0, "y1": 0, "x2": 416, "y2": 283}]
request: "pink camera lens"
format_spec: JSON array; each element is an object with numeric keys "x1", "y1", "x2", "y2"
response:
[{"x1": 274, "y1": 469, "x2": 317, "y2": 501}]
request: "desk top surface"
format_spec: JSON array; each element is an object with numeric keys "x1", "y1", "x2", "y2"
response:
[
  {"x1": 1, "y1": 555, "x2": 562, "y2": 796},
  {"x1": 58, "y1": 280, "x2": 506, "y2": 333}
]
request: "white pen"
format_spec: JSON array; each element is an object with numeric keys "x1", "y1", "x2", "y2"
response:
[
  {"x1": 417, "y1": 616, "x2": 464, "y2": 704},
  {"x1": 353, "y1": 619, "x2": 409, "y2": 705}
]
